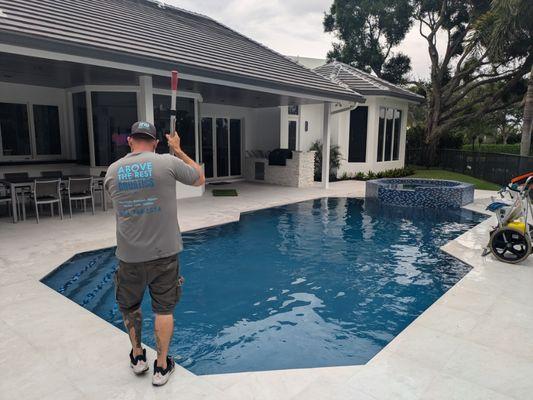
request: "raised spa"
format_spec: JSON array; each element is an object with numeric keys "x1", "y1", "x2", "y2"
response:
[{"x1": 366, "y1": 178, "x2": 475, "y2": 209}]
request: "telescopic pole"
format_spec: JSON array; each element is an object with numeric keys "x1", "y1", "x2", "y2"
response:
[{"x1": 169, "y1": 70, "x2": 179, "y2": 155}]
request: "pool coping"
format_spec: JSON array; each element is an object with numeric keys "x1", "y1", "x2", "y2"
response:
[{"x1": 2, "y1": 182, "x2": 531, "y2": 400}]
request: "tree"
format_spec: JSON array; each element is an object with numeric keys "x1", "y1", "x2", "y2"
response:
[
  {"x1": 413, "y1": 0, "x2": 532, "y2": 163},
  {"x1": 478, "y1": 0, "x2": 533, "y2": 155},
  {"x1": 449, "y1": 83, "x2": 522, "y2": 146},
  {"x1": 324, "y1": 0, "x2": 414, "y2": 84},
  {"x1": 491, "y1": 104, "x2": 523, "y2": 145}
]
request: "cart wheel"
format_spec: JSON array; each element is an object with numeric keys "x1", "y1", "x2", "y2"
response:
[{"x1": 489, "y1": 227, "x2": 532, "y2": 264}]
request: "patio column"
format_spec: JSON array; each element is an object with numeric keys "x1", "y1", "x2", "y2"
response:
[
  {"x1": 322, "y1": 102, "x2": 331, "y2": 189},
  {"x1": 138, "y1": 75, "x2": 154, "y2": 123}
]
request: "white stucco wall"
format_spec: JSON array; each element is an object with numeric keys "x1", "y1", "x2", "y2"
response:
[
  {"x1": 299, "y1": 103, "x2": 324, "y2": 152},
  {"x1": 251, "y1": 107, "x2": 280, "y2": 151},
  {"x1": 336, "y1": 96, "x2": 409, "y2": 176}
]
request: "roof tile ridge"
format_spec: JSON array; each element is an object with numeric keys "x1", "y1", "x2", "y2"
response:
[{"x1": 337, "y1": 62, "x2": 389, "y2": 91}]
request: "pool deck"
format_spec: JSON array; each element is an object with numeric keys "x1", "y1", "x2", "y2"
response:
[{"x1": 1, "y1": 181, "x2": 532, "y2": 399}]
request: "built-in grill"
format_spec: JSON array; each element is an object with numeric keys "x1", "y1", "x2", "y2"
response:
[{"x1": 268, "y1": 149, "x2": 293, "y2": 166}]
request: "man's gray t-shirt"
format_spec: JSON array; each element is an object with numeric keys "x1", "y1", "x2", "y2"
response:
[{"x1": 104, "y1": 151, "x2": 199, "y2": 263}]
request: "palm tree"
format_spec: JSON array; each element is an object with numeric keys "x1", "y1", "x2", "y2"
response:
[{"x1": 481, "y1": 0, "x2": 533, "y2": 156}]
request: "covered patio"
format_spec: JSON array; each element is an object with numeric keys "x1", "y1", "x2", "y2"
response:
[{"x1": 0, "y1": 52, "x2": 361, "y2": 222}]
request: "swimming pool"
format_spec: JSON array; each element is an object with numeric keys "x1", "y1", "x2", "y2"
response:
[{"x1": 42, "y1": 198, "x2": 484, "y2": 375}]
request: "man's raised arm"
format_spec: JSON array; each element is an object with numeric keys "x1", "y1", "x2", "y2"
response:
[{"x1": 166, "y1": 133, "x2": 205, "y2": 187}]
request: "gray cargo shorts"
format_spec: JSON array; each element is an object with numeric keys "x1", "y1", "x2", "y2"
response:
[{"x1": 114, "y1": 254, "x2": 183, "y2": 315}]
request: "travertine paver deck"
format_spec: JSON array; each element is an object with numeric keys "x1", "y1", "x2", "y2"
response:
[{"x1": 0, "y1": 181, "x2": 531, "y2": 400}]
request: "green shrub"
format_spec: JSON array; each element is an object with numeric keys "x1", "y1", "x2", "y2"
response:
[
  {"x1": 354, "y1": 172, "x2": 366, "y2": 180},
  {"x1": 339, "y1": 172, "x2": 351, "y2": 181},
  {"x1": 309, "y1": 140, "x2": 343, "y2": 181},
  {"x1": 352, "y1": 167, "x2": 415, "y2": 181}
]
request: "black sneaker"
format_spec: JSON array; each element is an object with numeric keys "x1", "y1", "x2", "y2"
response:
[
  {"x1": 152, "y1": 357, "x2": 175, "y2": 386},
  {"x1": 129, "y1": 348, "x2": 149, "y2": 374}
]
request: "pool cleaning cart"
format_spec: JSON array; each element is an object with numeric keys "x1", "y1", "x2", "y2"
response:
[{"x1": 483, "y1": 173, "x2": 533, "y2": 263}]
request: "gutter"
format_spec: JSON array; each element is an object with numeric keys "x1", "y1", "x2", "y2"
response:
[{"x1": 330, "y1": 101, "x2": 360, "y2": 115}]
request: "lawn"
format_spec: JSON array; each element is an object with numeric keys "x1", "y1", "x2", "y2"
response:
[{"x1": 411, "y1": 169, "x2": 501, "y2": 191}]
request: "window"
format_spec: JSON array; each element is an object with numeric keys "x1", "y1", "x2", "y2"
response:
[
  {"x1": 0, "y1": 102, "x2": 31, "y2": 157},
  {"x1": 34, "y1": 105, "x2": 61, "y2": 155},
  {"x1": 230, "y1": 119, "x2": 242, "y2": 176},
  {"x1": 72, "y1": 92, "x2": 90, "y2": 165},
  {"x1": 384, "y1": 108, "x2": 394, "y2": 162},
  {"x1": 348, "y1": 106, "x2": 368, "y2": 162},
  {"x1": 216, "y1": 118, "x2": 229, "y2": 177},
  {"x1": 153, "y1": 95, "x2": 196, "y2": 158},
  {"x1": 392, "y1": 110, "x2": 402, "y2": 161},
  {"x1": 377, "y1": 107, "x2": 403, "y2": 162},
  {"x1": 377, "y1": 108, "x2": 385, "y2": 162},
  {"x1": 91, "y1": 92, "x2": 137, "y2": 166},
  {"x1": 288, "y1": 120, "x2": 297, "y2": 151},
  {"x1": 201, "y1": 118, "x2": 214, "y2": 178}
]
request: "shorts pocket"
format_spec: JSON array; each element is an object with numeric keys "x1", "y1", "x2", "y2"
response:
[{"x1": 114, "y1": 269, "x2": 120, "y2": 302}]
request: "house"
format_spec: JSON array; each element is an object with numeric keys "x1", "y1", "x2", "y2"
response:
[
  {"x1": 0, "y1": 0, "x2": 422, "y2": 199},
  {"x1": 295, "y1": 60, "x2": 424, "y2": 176}
]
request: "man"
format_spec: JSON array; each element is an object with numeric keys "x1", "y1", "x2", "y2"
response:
[{"x1": 104, "y1": 121, "x2": 205, "y2": 386}]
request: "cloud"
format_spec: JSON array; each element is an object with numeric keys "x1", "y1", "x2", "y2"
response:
[{"x1": 163, "y1": 0, "x2": 432, "y2": 79}]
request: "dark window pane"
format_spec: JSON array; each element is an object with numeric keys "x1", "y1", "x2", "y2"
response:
[
  {"x1": 72, "y1": 93, "x2": 90, "y2": 165},
  {"x1": 393, "y1": 110, "x2": 402, "y2": 160},
  {"x1": 91, "y1": 92, "x2": 137, "y2": 166},
  {"x1": 288, "y1": 121, "x2": 297, "y2": 151},
  {"x1": 216, "y1": 118, "x2": 229, "y2": 177},
  {"x1": 384, "y1": 108, "x2": 394, "y2": 162},
  {"x1": 153, "y1": 95, "x2": 195, "y2": 158},
  {"x1": 230, "y1": 119, "x2": 241, "y2": 176},
  {"x1": 201, "y1": 118, "x2": 213, "y2": 178},
  {"x1": 34, "y1": 105, "x2": 61, "y2": 155},
  {"x1": 348, "y1": 106, "x2": 368, "y2": 162},
  {"x1": 288, "y1": 105, "x2": 299, "y2": 115},
  {"x1": 377, "y1": 107, "x2": 385, "y2": 162},
  {"x1": 0, "y1": 102, "x2": 30, "y2": 156}
]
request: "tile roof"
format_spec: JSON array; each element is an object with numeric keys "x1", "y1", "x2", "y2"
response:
[
  {"x1": 0, "y1": 0, "x2": 364, "y2": 102},
  {"x1": 314, "y1": 61, "x2": 424, "y2": 103}
]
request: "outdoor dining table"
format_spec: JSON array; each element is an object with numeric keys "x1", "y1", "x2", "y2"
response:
[{"x1": 0, "y1": 175, "x2": 107, "y2": 223}]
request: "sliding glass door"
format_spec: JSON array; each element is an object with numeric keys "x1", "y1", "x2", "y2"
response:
[{"x1": 201, "y1": 117, "x2": 242, "y2": 179}]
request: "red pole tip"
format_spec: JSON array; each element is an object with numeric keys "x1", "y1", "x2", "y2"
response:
[{"x1": 171, "y1": 70, "x2": 179, "y2": 91}]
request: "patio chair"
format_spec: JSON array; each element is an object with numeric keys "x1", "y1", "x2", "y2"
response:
[
  {"x1": 32, "y1": 179, "x2": 63, "y2": 223},
  {"x1": 92, "y1": 171, "x2": 107, "y2": 210},
  {"x1": 3, "y1": 173, "x2": 30, "y2": 221},
  {"x1": 0, "y1": 183, "x2": 13, "y2": 217},
  {"x1": 67, "y1": 177, "x2": 95, "y2": 218}
]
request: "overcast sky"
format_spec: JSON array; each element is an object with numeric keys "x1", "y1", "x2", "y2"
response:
[{"x1": 164, "y1": 0, "x2": 432, "y2": 80}]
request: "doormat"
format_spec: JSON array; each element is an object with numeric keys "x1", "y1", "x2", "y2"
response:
[{"x1": 212, "y1": 189, "x2": 238, "y2": 197}]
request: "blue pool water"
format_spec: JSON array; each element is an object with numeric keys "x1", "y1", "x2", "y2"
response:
[{"x1": 42, "y1": 198, "x2": 484, "y2": 375}]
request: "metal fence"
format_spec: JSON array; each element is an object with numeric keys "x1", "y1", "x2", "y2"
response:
[{"x1": 407, "y1": 148, "x2": 533, "y2": 186}]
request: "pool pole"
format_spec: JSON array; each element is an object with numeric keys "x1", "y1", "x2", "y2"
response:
[{"x1": 169, "y1": 70, "x2": 179, "y2": 155}]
